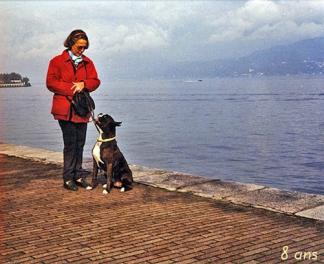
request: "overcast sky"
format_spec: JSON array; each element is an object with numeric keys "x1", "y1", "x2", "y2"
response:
[{"x1": 1, "y1": 0, "x2": 324, "y2": 81}]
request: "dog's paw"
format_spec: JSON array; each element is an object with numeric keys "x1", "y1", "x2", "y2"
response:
[
  {"x1": 86, "y1": 186, "x2": 93, "y2": 190},
  {"x1": 120, "y1": 187, "x2": 125, "y2": 192},
  {"x1": 103, "y1": 189, "x2": 109, "y2": 195},
  {"x1": 102, "y1": 184, "x2": 107, "y2": 189}
]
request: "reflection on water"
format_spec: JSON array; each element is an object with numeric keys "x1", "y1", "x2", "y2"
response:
[{"x1": 0, "y1": 76, "x2": 324, "y2": 195}]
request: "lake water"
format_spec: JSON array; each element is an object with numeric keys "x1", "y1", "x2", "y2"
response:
[{"x1": 1, "y1": 76, "x2": 324, "y2": 195}]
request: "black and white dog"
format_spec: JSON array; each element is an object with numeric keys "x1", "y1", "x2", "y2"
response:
[{"x1": 91, "y1": 113, "x2": 133, "y2": 194}]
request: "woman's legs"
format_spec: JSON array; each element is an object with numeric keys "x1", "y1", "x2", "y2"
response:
[
  {"x1": 58, "y1": 120, "x2": 87, "y2": 183},
  {"x1": 74, "y1": 122, "x2": 87, "y2": 180}
]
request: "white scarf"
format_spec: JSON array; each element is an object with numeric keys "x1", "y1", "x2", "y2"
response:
[{"x1": 68, "y1": 50, "x2": 83, "y2": 67}]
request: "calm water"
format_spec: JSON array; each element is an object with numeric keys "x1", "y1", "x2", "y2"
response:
[{"x1": 1, "y1": 77, "x2": 324, "y2": 195}]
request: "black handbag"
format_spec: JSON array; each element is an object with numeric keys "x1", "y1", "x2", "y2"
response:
[{"x1": 70, "y1": 90, "x2": 95, "y2": 117}]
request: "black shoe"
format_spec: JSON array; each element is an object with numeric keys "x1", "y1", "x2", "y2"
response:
[
  {"x1": 76, "y1": 178, "x2": 92, "y2": 190},
  {"x1": 63, "y1": 180, "x2": 78, "y2": 191}
]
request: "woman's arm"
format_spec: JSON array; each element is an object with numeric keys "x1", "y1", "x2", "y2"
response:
[
  {"x1": 83, "y1": 60, "x2": 101, "y2": 92},
  {"x1": 46, "y1": 59, "x2": 74, "y2": 96}
]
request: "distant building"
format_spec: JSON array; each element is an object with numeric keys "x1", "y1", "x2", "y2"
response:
[
  {"x1": 0, "y1": 79, "x2": 27, "y2": 87},
  {"x1": 0, "y1": 73, "x2": 31, "y2": 87}
]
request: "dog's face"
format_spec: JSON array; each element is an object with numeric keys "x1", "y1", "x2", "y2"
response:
[{"x1": 95, "y1": 113, "x2": 122, "y2": 132}]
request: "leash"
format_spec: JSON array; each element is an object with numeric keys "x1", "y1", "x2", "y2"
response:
[
  {"x1": 91, "y1": 112, "x2": 117, "y2": 143},
  {"x1": 90, "y1": 110, "x2": 100, "y2": 133},
  {"x1": 89, "y1": 110, "x2": 116, "y2": 142},
  {"x1": 92, "y1": 114, "x2": 117, "y2": 142},
  {"x1": 81, "y1": 60, "x2": 100, "y2": 134}
]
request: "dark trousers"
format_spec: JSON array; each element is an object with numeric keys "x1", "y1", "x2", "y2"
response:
[{"x1": 58, "y1": 120, "x2": 87, "y2": 182}]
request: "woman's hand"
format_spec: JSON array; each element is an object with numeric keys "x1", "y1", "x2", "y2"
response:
[{"x1": 71, "y1": 82, "x2": 85, "y2": 94}]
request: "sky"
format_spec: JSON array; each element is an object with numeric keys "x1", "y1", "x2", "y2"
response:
[{"x1": 1, "y1": 0, "x2": 324, "y2": 82}]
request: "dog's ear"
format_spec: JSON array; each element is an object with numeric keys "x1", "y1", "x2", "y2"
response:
[{"x1": 114, "y1": 121, "x2": 122, "y2": 127}]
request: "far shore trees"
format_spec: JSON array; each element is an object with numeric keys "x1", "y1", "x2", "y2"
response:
[{"x1": 0, "y1": 72, "x2": 31, "y2": 87}]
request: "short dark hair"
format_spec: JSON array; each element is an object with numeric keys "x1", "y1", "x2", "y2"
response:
[{"x1": 64, "y1": 29, "x2": 89, "y2": 49}]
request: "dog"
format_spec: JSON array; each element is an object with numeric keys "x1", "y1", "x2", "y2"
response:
[{"x1": 91, "y1": 113, "x2": 133, "y2": 194}]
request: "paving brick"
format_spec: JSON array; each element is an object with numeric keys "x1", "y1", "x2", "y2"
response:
[
  {"x1": 104, "y1": 254, "x2": 136, "y2": 263},
  {"x1": 126, "y1": 255, "x2": 157, "y2": 263},
  {"x1": 0, "y1": 154, "x2": 323, "y2": 263}
]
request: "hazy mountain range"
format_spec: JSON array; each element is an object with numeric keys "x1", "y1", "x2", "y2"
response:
[{"x1": 162, "y1": 37, "x2": 324, "y2": 78}]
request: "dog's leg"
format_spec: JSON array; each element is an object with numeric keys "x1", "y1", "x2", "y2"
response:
[
  {"x1": 102, "y1": 173, "x2": 107, "y2": 189},
  {"x1": 103, "y1": 163, "x2": 113, "y2": 195},
  {"x1": 91, "y1": 158, "x2": 99, "y2": 189}
]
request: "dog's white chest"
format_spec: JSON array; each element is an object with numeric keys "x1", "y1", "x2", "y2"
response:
[{"x1": 93, "y1": 142, "x2": 104, "y2": 167}]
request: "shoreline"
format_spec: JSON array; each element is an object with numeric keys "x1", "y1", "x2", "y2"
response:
[
  {"x1": 0, "y1": 142, "x2": 323, "y2": 221},
  {"x1": 0, "y1": 84, "x2": 31, "y2": 88}
]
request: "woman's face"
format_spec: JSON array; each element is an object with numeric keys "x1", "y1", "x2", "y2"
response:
[{"x1": 70, "y1": 39, "x2": 88, "y2": 57}]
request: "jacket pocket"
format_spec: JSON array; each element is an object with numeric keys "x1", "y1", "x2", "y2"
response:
[{"x1": 51, "y1": 95, "x2": 71, "y2": 116}]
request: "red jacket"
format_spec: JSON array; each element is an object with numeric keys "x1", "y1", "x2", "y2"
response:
[{"x1": 46, "y1": 50, "x2": 100, "y2": 123}]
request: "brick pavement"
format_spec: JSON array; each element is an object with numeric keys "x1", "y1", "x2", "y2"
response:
[{"x1": 0, "y1": 154, "x2": 323, "y2": 263}]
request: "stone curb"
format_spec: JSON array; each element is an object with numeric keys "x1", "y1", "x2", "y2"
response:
[{"x1": 0, "y1": 142, "x2": 323, "y2": 222}]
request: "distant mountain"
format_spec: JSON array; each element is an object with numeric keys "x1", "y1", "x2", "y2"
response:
[{"x1": 164, "y1": 37, "x2": 324, "y2": 78}]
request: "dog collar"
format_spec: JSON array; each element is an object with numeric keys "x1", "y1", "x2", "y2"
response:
[{"x1": 97, "y1": 136, "x2": 116, "y2": 142}]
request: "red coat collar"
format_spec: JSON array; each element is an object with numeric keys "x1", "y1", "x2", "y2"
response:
[{"x1": 61, "y1": 49, "x2": 90, "y2": 63}]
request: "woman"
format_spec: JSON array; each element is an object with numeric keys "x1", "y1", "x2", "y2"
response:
[{"x1": 46, "y1": 29, "x2": 100, "y2": 191}]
